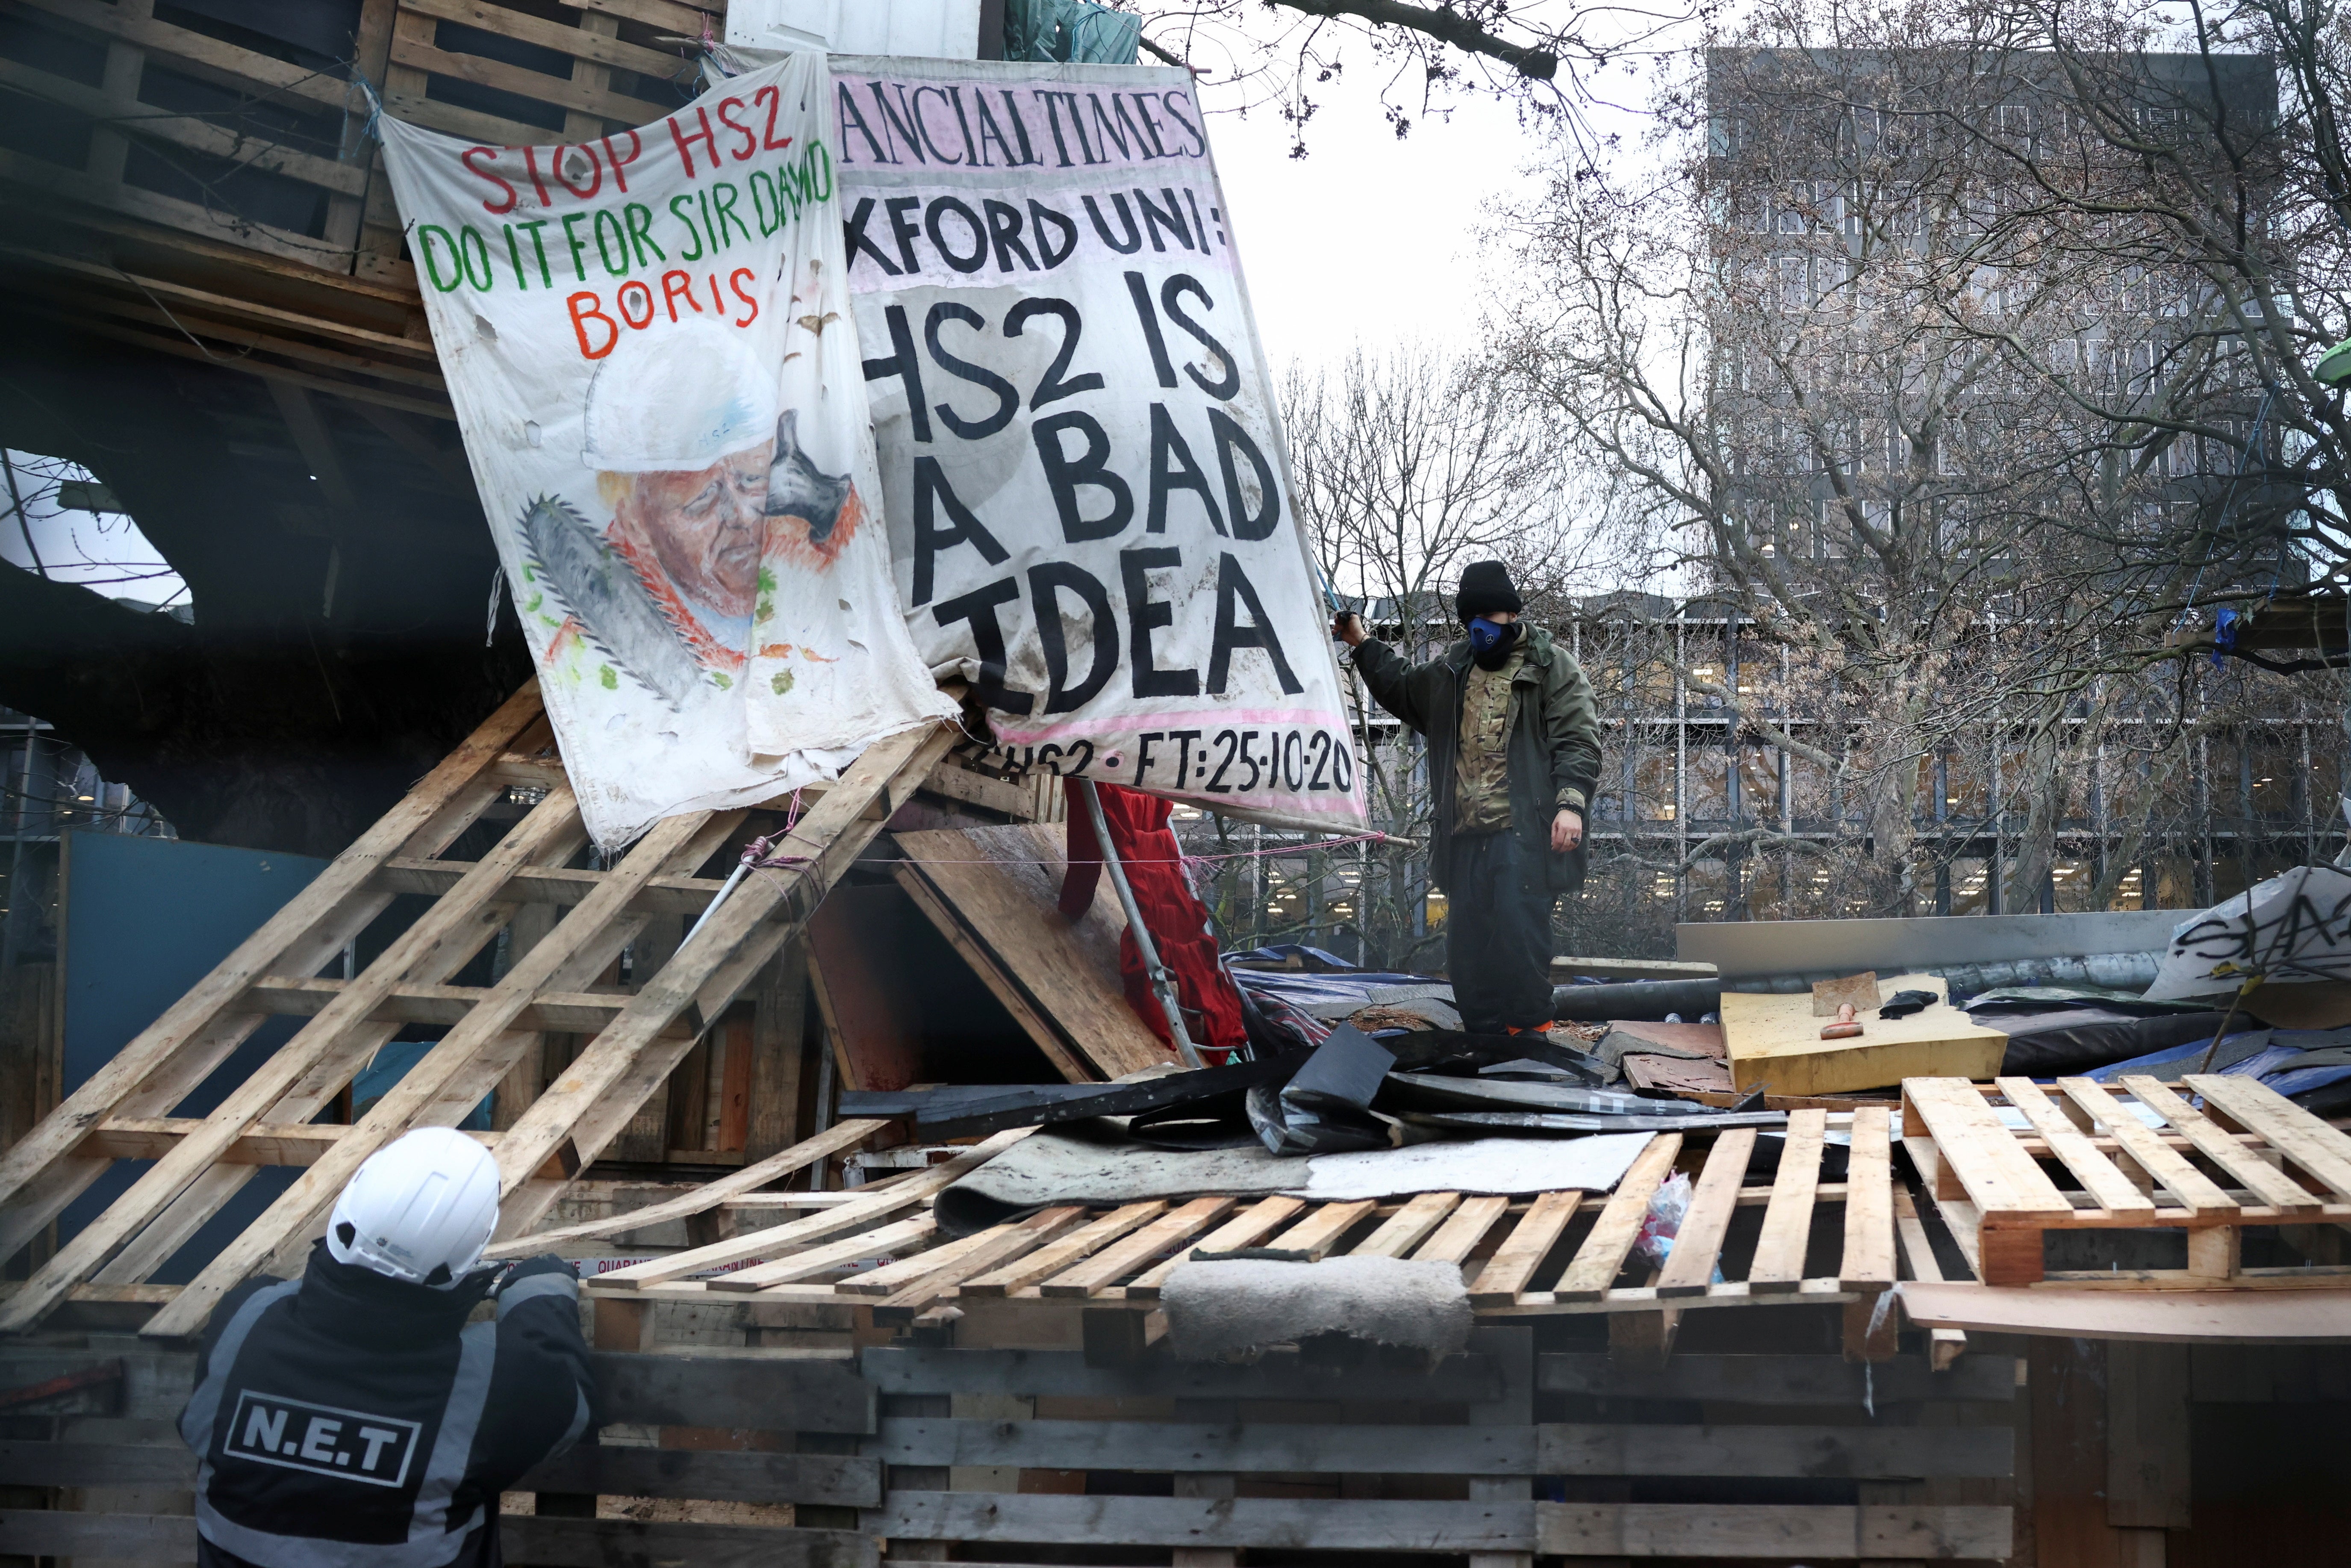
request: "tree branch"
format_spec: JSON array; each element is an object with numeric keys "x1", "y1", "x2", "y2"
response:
[{"x1": 1271, "y1": 0, "x2": 1559, "y2": 80}]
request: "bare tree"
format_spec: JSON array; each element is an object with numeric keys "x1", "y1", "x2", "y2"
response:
[{"x1": 1494, "y1": 14, "x2": 2306, "y2": 917}]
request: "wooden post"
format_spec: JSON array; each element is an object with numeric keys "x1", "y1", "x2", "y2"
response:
[
  {"x1": 1171, "y1": 1397, "x2": 1238, "y2": 1568},
  {"x1": 2107, "y1": 1341, "x2": 2190, "y2": 1532},
  {"x1": 745, "y1": 940, "x2": 811, "y2": 1162},
  {"x1": 1468, "y1": 1325, "x2": 1534, "y2": 1568}
]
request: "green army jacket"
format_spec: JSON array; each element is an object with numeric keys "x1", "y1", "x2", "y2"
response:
[{"x1": 1349, "y1": 626, "x2": 1604, "y2": 895}]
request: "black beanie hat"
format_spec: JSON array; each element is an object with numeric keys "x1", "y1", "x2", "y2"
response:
[{"x1": 1456, "y1": 561, "x2": 1523, "y2": 624}]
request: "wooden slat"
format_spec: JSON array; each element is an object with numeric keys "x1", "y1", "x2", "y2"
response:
[
  {"x1": 0, "y1": 1441, "x2": 197, "y2": 1486},
  {"x1": 378, "y1": 858, "x2": 725, "y2": 914},
  {"x1": 1541, "y1": 1422, "x2": 2010, "y2": 1480},
  {"x1": 1839, "y1": 1105, "x2": 1896, "y2": 1289},
  {"x1": 1893, "y1": 1187, "x2": 1968, "y2": 1366},
  {"x1": 562, "y1": 0, "x2": 721, "y2": 33},
  {"x1": 0, "y1": 1510, "x2": 195, "y2": 1561},
  {"x1": 241, "y1": 976, "x2": 658, "y2": 1034},
  {"x1": 1996, "y1": 1078, "x2": 2157, "y2": 1216},
  {"x1": 389, "y1": 35, "x2": 672, "y2": 127},
  {"x1": 381, "y1": 84, "x2": 556, "y2": 150},
  {"x1": 0, "y1": 687, "x2": 539, "y2": 1234},
  {"x1": 1748, "y1": 1108, "x2": 1824, "y2": 1291},
  {"x1": 1040, "y1": 1197, "x2": 1238, "y2": 1297},
  {"x1": 401, "y1": 0, "x2": 696, "y2": 81},
  {"x1": 866, "y1": 1418, "x2": 2009, "y2": 1479},
  {"x1": 865, "y1": 1493, "x2": 1532, "y2": 1553},
  {"x1": 77, "y1": 1117, "x2": 348, "y2": 1167},
  {"x1": 1901, "y1": 1079, "x2": 2073, "y2": 1223},
  {"x1": 697, "y1": 1213, "x2": 939, "y2": 1290},
  {"x1": 1414, "y1": 1193, "x2": 1512, "y2": 1266},
  {"x1": 1125, "y1": 1197, "x2": 1302, "y2": 1299},
  {"x1": 873, "y1": 1418, "x2": 1532, "y2": 1474},
  {"x1": 1658, "y1": 1130, "x2": 1754, "y2": 1298},
  {"x1": 1537, "y1": 1501, "x2": 2011, "y2": 1559},
  {"x1": 490, "y1": 723, "x2": 956, "y2": 1240},
  {"x1": 1538, "y1": 1352, "x2": 2020, "y2": 1403},
  {"x1": 15, "y1": 0, "x2": 351, "y2": 113},
  {"x1": 590, "y1": 1348, "x2": 871, "y2": 1431},
  {"x1": 4, "y1": 752, "x2": 573, "y2": 1334},
  {"x1": 873, "y1": 1207, "x2": 1087, "y2": 1321},
  {"x1": 959, "y1": 1202, "x2": 1168, "y2": 1298},
  {"x1": 2183, "y1": 1074, "x2": 2351, "y2": 1202},
  {"x1": 499, "y1": 1515, "x2": 872, "y2": 1568},
  {"x1": 1260, "y1": 1198, "x2": 1379, "y2": 1262},
  {"x1": 144, "y1": 798, "x2": 700, "y2": 1338},
  {"x1": 499, "y1": 1121, "x2": 887, "y2": 1253},
  {"x1": 600, "y1": 1125, "x2": 1024, "y2": 1286},
  {"x1": 2118, "y1": 1076, "x2": 2322, "y2": 1214},
  {"x1": 2055, "y1": 1078, "x2": 2237, "y2": 1216},
  {"x1": 1555, "y1": 1134, "x2": 1682, "y2": 1302},
  {"x1": 1467, "y1": 1190, "x2": 1582, "y2": 1306},
  {"x1": 0, "y1": 56, "x2": 362, "y2": 195},
  {"x1": 1355, "y1": 1191, "x2": 1463, "y2": 1259},
  {"x1": 834, "y1": 1227, "x2": 1013, "y2": 1297},
  {"x1": 519, "y1": 1445, "x2": 880, "y2": 1506},
  {"x1": 863, "y1": 1345, "x2": 1503, "y2": 1403}
]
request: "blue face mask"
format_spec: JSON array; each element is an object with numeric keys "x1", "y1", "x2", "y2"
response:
[{"x1": 1468, "y1": 616, "x2": 1510, "y2": 655}]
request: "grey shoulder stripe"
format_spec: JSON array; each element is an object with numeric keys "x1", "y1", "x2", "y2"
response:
[
  {"x1": 494, "y1": 1272, "x2": 578, "y2": 1317},
  {"x1": 409, "y1": 1320, "x2": 498, "y2": 1543}
]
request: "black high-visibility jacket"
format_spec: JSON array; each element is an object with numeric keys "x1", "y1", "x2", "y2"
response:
[{"x1": 179, "y1": 1245, "x2": 595, "y2": 1568}]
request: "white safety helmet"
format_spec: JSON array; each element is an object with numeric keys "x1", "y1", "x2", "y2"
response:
[
  {"x1": 580, "y1": 316, "x2": 775, "y2": 473},
  {"x1": 327, "y1": 1127, "x2": 502, "y2": 1288}
]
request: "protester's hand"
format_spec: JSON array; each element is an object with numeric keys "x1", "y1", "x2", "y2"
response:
[
  {"x1": 1552, "y1": 809, "x2": 1584, "y2": 853},
  {"x1": 1332, "y1": 611, "x2": 1366, "y2": 646}
]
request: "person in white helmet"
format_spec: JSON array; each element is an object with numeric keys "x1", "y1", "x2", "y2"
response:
[{"x1": 177, "y1": 1128, "x2": 595, "y2": 1568}]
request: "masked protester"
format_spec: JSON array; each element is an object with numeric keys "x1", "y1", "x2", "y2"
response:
[
  {"x1": 1335, "y1": 562, "x2": 1602, "y2": 1035},
  {"x1": 178, "y1": 1128, "x2": 595, "y2": 1568}
]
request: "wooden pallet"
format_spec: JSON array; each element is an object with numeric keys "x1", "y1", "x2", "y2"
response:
[
  {"x1": 1903, "y1": 1074, "x2": 2351, "y2": 1287},
  {"x1": 587, "y1": 1108, "x2": 1903, "y2": 1354},
  {"x1": 0, "y1": 684, "x2": 956, "y2": 1339},
  {"x1": 858, "y1": 1339, "x2": 2015, "y2": 1564},
  {"x1": 0, "y1": 1338, "x2": 878, "y2": 1568}
]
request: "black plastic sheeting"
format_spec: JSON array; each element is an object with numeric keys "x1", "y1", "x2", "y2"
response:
[{"x1": 1970, "y1": 1006, "x2": 2236, "y2": 1076}]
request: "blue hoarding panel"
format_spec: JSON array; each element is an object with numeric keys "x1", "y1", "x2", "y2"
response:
[{"x1": 59, "y1": 831, "x2": 330, "y2": 1283}]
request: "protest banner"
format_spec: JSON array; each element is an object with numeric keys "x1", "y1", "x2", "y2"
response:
[
  {"x1": 377, "y1": 52, "x2": 956, "y2": 847},
  {"x1": 713, "y1": 50, "x2": 1366, "y2": 824}
]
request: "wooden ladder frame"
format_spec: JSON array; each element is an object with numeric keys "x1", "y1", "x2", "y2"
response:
[{"x1": 0, "y1": 684, "x2": 952, "y2": 1338}]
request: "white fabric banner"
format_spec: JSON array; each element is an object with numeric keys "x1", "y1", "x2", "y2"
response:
[
  {"x1": 378, "y1": 52, "x2": 955, "y2": 846},
  {"x1": 715, "y1": 50, "x2": 1367, "y2": 824}
]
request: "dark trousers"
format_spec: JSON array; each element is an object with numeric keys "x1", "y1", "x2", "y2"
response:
[{"x1": 1446, "y1": 829, "x2": 1556, "y2": 1033}]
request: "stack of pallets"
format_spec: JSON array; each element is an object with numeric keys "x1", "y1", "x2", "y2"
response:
[{"x1": 1903, "y1": 1074, "x2": 2351, "y2": 1286}]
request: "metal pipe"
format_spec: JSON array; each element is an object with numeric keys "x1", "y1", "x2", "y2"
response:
[{"x1": 1078, "y1": 778, "x2": 1204, "y2": 1069}]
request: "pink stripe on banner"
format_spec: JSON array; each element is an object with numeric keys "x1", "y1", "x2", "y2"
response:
[{"x1": 993, "y1": 711, "x2": 1340, "y2": 746}]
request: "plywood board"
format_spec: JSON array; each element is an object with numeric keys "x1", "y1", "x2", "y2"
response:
[
  {"x1": 1722, "y1": 974, "x2": 2007, "y2": 1096},
  {"x1": 893, "y1": 826, "x2": 1174, "y2": 1079},
  {"x1": 1897, "y1": 1282, "x2": 2351, "y2": 1342}
]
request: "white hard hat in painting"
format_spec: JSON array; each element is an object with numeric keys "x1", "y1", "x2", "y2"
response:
[
  {"x1": 582, "y1": 318, "x2": 775, "y2": 473},
  {"x1": 327, "y1": 1126, "x2": 502, "y2": 1287}
]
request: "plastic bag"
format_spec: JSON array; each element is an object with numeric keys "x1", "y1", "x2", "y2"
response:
[{"x1": 1634, "y1": 1171, "x2": 1691, "y2": 1267}]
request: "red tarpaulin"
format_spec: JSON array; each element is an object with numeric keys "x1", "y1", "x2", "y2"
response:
[{"x1": 1059, "y1": 781, "x2": 1248, "y2": 1062}]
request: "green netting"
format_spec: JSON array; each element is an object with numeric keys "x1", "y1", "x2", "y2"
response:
[{"x1": 1004, "y1": 0, "x2": 1142, "y2": 64}]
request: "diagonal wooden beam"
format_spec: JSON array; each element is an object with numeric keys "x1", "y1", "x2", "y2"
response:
[
  {"x1": 141, "y1": 808, "x2": 716, "y2": 1338},
  {"x1": 0, "y1": 686, "x2": 543, "y2": 1253},
  {"x1": 0, "y1": 783, "x2": 584, "y2": 1333},
  {"x1": 487, "y1": 722, "x2": 957, "y2": 1241}
]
